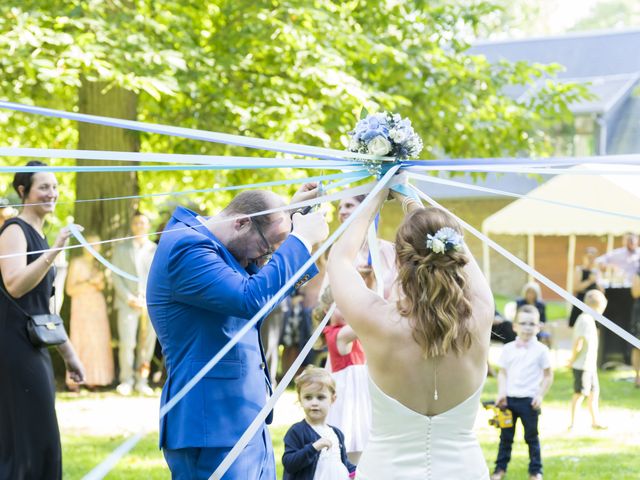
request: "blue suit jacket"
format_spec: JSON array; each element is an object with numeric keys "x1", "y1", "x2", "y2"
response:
[{"x1": 147, "y1": 207, "x2": 318, "y2": 449}]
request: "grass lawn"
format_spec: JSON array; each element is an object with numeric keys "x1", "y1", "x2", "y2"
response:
[{"x1": 62, "y1": 369, "x2": 640, "y2": 479}]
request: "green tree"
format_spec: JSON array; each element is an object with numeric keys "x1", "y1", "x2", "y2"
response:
[{"x1": 0, "y1": 0, "x2": 589, "y2": 232}]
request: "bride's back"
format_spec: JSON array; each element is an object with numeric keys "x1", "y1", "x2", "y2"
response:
[
  {"x1": 347, "y1": 207, "x2": 494, "y2": 416},
  {"x1": 360, "y1": 292, "x2": 492, "y2": 416}
]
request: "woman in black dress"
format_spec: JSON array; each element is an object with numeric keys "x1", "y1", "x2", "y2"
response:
[
  {"x1": 0, "y1": 161, "x2": 85, "y2": 479},
  {"x1": 569, "y1": 247, "x2": 602, "y2": 327}
]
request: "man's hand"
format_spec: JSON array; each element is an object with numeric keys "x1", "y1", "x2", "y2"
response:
[
  {"x1": 290, "y1": 182, "x2": 320, "y2": 206},
  {"x1": 291, "y1": 210, "x2": 329, "y2": 246},
  {"x1": 496, "y1": 395, "x2": 507, "y2": 409}
]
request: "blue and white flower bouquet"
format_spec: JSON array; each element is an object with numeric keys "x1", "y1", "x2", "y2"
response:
[{"x1": 348, "y1": 111, "x2": 423, "y2": 159}]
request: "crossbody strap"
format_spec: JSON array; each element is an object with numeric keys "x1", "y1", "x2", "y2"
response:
[{"x1": 0, "y1": 283, "x2": 32, "y2": 318}]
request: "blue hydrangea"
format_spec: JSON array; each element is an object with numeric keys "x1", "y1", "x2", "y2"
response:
[{"x1": 348, "y1": 112, "x2": 423, "y2": 159}]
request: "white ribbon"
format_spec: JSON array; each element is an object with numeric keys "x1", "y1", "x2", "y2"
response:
[
  {"x1": 159, "y1": 168, "x2": 398, "y2": 420},
  {"x1": 67, "y1": 224, "x2": 139, "y2": 282},
  {"x1": 407, "y1": 171, "x2": 640, "y2": 222},
  {"x1": 0, "y1": 101, "x2": 394, "y2": 162},
  {"x1": 0, "y1": 180, "x2": 375, "y2": 262},
  {"x1": 210, "y1": 304, "x2": 336, "y2": 479}
]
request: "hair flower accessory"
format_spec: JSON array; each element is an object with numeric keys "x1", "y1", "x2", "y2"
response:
[
  {"x1": 426, "y1": 227, "x2": 464, "y2": 254},
  {"x1": 348, "y1": 111, "x2": 423, "y2": 160}
]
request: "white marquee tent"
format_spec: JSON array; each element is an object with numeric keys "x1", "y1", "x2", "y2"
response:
[{"x1": 481, "y1": 164, "x2": 640, "y2": 289}]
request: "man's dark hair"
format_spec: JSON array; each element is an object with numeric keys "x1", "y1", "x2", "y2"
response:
[
  {"x1": 222, "y1": 191, "x2": 276, "y2": 229},
  {"x1": 12, "y1": 160, "x2": 48, "y2": 200}
]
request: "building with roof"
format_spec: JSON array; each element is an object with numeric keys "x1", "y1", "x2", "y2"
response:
[
  {"x1": 418, "y1": 28, "x2": 640, "y2": 301},
  {"x1": 471, "y1": 28, "x2": 640, "y2": 157}
]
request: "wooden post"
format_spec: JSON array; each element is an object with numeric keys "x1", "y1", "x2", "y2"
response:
[
  {"x1": 566, "y1": 234, "x2": 576, "y2": 315},
  {"x1": 482, "y1": 225, "x2": 491, "y2": 285},
  {"x1": 527, "y1": 234, "x2": 535, "y2": 282}
]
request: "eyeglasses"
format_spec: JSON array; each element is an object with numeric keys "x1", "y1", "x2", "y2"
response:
[
  {"x1": 517, "y1": 322, "x2": 538, "y2": 327},
  {"x1": 253, "y1": 219, "x2": 274, "y2": 263}
]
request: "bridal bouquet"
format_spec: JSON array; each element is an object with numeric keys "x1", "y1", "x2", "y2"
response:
[{"x1": 348, "y1": 111, "x2": 423, "y2": 159}]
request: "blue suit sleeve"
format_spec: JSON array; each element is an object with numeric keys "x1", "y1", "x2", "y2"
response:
[
  {"x1": 169, "y1": 235, "x2": 318, "y2": 319},
  {"x1": 282, "y1": 425, "x2": 319, "y2": 474}
]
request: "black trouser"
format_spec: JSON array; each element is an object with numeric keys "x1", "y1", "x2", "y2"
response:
[{"x1": 495, "y1": 396, "x2": 542, "y2": 475}]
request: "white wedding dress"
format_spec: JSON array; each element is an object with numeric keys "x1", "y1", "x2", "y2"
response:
[{"x1": 357, "y1": 377, "x2": 490, "y2": 480}]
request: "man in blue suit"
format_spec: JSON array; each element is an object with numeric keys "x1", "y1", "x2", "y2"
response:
[{"x1": 147, "y1": 186, "x2": 328, "y2": 479}]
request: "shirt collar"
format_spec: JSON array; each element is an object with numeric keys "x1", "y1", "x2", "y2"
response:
[{"x1": 515, "y1": 336, "x2": 536, "y2": 349}]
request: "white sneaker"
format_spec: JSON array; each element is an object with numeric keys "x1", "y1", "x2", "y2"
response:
[
  {"x1": 135, "y1": 383, "x2": 155, "y2": 396},
  {"x1": 116, "y1": 383, "x2": 133, "y2": 396}
]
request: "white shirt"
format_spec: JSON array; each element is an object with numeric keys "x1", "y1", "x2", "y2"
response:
[
  {"x1": 310, "y1": 424, "x2": 350, "y2": 480},
  {"x1": 595, "y1": 247, "x2": 640, "y2": 286},
  {"x1": 498, "y1": 338, "x2": 551, "y2": 398},
  {"x1": 132, "y1": 239, "x2": 157, "y2": 299},
  {"x1": 572, "y1": 313, "x2": 599, "y2": 372}
]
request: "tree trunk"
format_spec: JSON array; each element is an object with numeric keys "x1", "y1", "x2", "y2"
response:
[
  {"x1": 76, "y1": 79, "x2": 139, "y2": 245},
  {"x1": 70, "y1": 80, "x2": 140, "y2": 363}
]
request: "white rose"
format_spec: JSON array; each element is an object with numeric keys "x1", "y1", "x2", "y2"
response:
[
  {"x1": 367, "y1": 136, "x2": 392, "y2": 156},
  {"x1": 430, "y1": 238, "x2": 445, "y2": 254},
  {"x1": 349, "y1": 137, "x2": 360, "y2": 151},
  {"x1": 390, "y1": 128, "x2": 408, "y2": 144}
]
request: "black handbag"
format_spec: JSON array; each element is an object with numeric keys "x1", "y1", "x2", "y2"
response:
[{"x1": 0, "y1": 285, "x2": 68, "y2": 347}]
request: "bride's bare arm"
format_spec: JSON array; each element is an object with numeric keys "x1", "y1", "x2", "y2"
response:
[{"x1": 327, "y1": 189, "x2": 387, "y2": 333}]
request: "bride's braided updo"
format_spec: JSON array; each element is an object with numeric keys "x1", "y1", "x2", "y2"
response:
[{"x1": 395, "y1": 207, "x2": 472, "y2": 358}]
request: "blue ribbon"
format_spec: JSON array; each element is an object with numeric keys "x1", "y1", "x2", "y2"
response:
[
  {"x1": 406, "y1": 164, "x2": 640, "y2": 176},
  {"x1": 4, "y1": 170, "x2": 368, "y2": 209},
  {"x1": 404, "y1": 153, "x2": 640, "y2": 167}
]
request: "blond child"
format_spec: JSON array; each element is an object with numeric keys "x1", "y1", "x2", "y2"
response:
[
  {"x1": 282, "y1": 366, "x2": 356, "y2": 480},
  {"x1": 492, "y1": 305, "x2": 553, "y2": 480},
  {"x1": 568, "y1": 289, "x2": 607, "y2": 430}
]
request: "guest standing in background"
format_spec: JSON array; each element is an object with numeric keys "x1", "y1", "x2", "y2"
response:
[
  {"x1": 112, "y1": 211, "x2": 157, "y2": 396},
  {"x1": 65, "y1": 234, "x2": 114, "y2": 390},
  {"x1": 569, "y1": 247, "x2": 602, "y2": 327}
]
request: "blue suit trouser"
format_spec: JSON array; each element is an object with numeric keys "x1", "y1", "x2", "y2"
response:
[{"x1": 163, "y1": 426, "x2": 276, "y2": 480}]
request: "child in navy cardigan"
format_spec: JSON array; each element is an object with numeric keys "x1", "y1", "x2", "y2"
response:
[{"x1": 282, "y1": 366, "x2": 356, "y2": 480}]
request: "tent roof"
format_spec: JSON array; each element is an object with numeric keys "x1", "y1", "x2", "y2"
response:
[{"x1": 482, "y1": 165, "x2": 640, "y2": 236}]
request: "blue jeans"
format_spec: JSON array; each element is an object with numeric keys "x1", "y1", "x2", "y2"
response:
[
  {"x1": 164, "y1": 426, "x2": 275, "y2": 480},
  {"x1": 495, "y1": 396, "x2": 542, "y2": 475}
]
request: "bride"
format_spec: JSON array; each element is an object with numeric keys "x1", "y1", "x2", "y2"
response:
[{"x1": 327, "y1": 185, "x2": 493, "y2": 479}]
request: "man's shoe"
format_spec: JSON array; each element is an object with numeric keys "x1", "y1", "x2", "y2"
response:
[
  {"x1": 529, "y1": 474, "x2": 543, "y2": 480},
  {"x1": 116, "y1": 383, "x2": 133, "y2": 396},
  {"x1": 490, "y1": 470, "x2": 506, "y2": 480}
]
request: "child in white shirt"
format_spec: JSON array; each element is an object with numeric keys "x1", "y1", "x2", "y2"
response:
[
  {"x1": 492, "y1": 305, "x2": 554, "y2": 480},
  {"x1": 568, "y1": 289, "x2": 607, "y2": 429}
]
